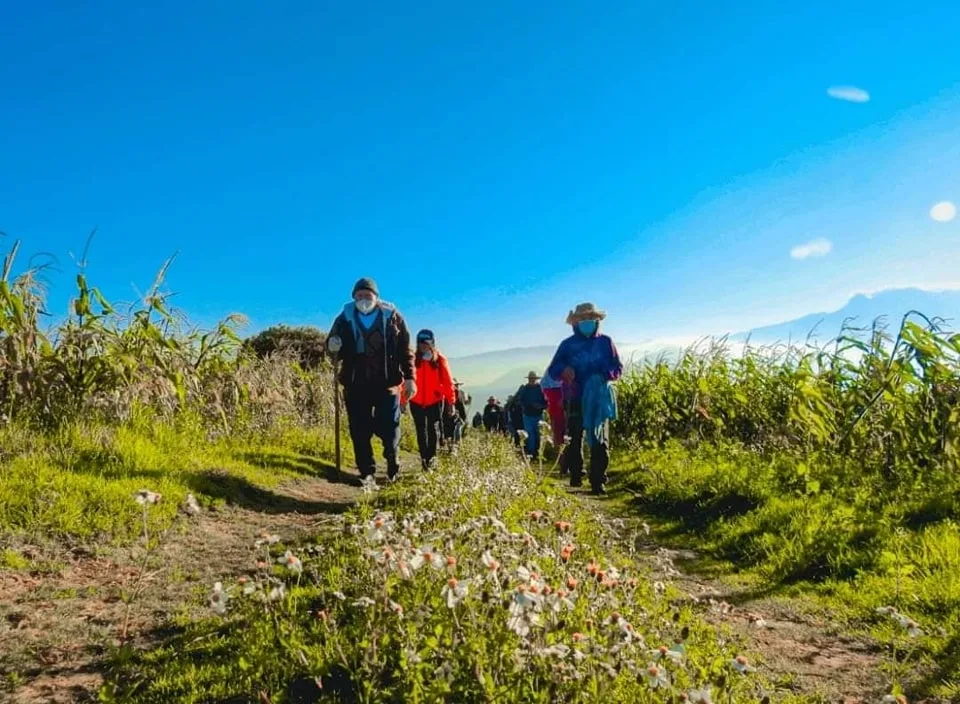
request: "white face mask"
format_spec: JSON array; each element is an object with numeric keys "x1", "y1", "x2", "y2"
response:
[
  {"x1": 355, "y1": 298, "x2": 377, "y2": 314},
  {"x1": 422, "y1": 351, "x2": 434, "y2": 361}
]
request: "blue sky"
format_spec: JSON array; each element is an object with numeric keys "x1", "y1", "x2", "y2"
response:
[{"x1": 2, "y1": 1, "x2": 958, "y2": 356}]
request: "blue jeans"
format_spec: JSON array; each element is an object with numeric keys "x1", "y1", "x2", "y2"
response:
[{"x1": 522, "y1": 414, "x2": 542, "y2": 458}]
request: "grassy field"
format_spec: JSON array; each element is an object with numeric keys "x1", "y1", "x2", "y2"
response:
[
  {"x1": 611, "y1": 316, "x2": 960, "y2": 700},
  {"x1": 1, "y1": 245, "x2": 957, "y2": 701},
  {"x1": 99, "y1": 438, "x2": 800, "y2": 704}
]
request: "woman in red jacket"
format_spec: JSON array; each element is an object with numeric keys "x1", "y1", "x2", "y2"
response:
[{"x1": 410, "y1": 329, "x2": 456, "y2": 470}]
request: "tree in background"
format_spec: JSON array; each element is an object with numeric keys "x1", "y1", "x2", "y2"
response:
[{"x1": 244, "y1": 325, "x2": 327, "y2": 370}]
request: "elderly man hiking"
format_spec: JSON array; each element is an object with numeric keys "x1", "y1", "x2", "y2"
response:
[
  {"x1": 326, "y1": 278, "x2": 416, "y2": 481},
  {"x1": 547, "y1": 302, "x2": 622, "y2": 494}
]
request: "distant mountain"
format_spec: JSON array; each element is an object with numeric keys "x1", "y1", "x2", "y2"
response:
[
  {"x1": 735, "y1": 288, "x2": 960, "y2": 344},
  {"x1": 447, "y1": 346, "x2": 556, "y2": 388},
  {"x1": 448, "y1": 347, "x2": 556, "y2": 411},
  {"x1": 449, "y1": 340, "x2": 683, "y2": 411},
  {"x1": 449, "y1": 288, "x2": 960, "y2": 410}
]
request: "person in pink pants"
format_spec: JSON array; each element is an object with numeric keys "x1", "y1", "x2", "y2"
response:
[{"x1": 540, "y1": 369, "x2": 566, "y2": 447}]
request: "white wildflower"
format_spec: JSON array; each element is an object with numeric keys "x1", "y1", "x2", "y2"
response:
[
  {"x1": 209, "y1": 582, "x2": 229, "y2": 615},
  {"x1": 644, "y1": 664, "x2": 670, "y2": 689},
  {"x1": 184, "y1": 493, "x2": 202, "y2": 516},
  {"x1": 687, "y1": 686, "x2": 713, "y2": 703},
  {"x1": 135, "y1": 489, "x2": 161, "y2": 505},
  {"x1": 538, "y1": 643, "x2": 570, "y2": 659},
  {"x1": 268, "y1": 584, "x2": 286, "y2": 602},
  {"x1": 441, "y1": 577, "x2": 468, "y2": 608},
  {"x1": 255, "y1": 533, "x2": 281, "y2": 548},
  {"x1": 278, "y1": 550, "x2": 303, "y2": 575}
]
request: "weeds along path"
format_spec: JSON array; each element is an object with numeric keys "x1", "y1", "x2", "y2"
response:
[
  {"x1": 0, "y1": 471, "x2": 360, "y2": 704},
  {"x1": 101, "y1": 438, "x2": 845, "y2": 703},
  {"x1": 575, "y1": 489, "x2": 889, "y2": 702}
]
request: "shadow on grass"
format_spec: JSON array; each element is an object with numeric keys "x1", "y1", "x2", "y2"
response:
[
  {"x1": 186, "y1": 471, "x2": 354, "y2": 515},
  {"x1": 913, "y1": 630, "x2": 960, "y2": 698},
  {"x1": 108, "y1": 617, "x2": 360, "y2": 704},
  {"x1": 65, "y1": 449, "x2": 170, "y2": 481},
  {"x1": 237, "y1": 451, "x2": 361, "y2": 487}
]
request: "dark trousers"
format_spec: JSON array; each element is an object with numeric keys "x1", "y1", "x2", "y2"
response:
[
  {"x1": 562, "y1": 400, "x2": 609, "y2": 490},
  {"x1": 410, "y1": 402, "x2": 442, "y2": 465},
  {"x1": 344, "y1": 385, "x2": 401, "y2": 477}
]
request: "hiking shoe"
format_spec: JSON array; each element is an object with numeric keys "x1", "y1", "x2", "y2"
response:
[
  {"x1": 570, "y1": 477, "x2": 583, "y2": 488},
  {"x1": 590, "y1": 484, "x2": 606, "y2": 496}
]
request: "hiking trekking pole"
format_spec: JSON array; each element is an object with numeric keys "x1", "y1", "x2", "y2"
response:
[{"x1": 333, "y1": 360, "x2": 342, "y2": 479}]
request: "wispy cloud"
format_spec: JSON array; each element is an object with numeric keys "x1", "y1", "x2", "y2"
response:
[
  {"x1": 790, "y1": 238, "x2": 833, "y2": 260},
  {"x1": 930, "y1": 200, "x2": 957, "y2": 222},
  {"x1": 826, "y1": 86, "x2": 870, "y2": 103}
]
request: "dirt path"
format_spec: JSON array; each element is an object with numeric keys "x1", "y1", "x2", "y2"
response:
[
  {"x1": 0, "y1": 471, "x2": 361, "y2": 704},
  {"x1": 2, "y1": 455, "x2": 893, "y2": 703},
  {"x1": 577, "y1": 490, "x2": 889, "y2": 703}
]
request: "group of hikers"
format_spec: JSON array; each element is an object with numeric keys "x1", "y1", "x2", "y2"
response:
[{"x1": 326, "y1": 277, "x2": 622, "y2": 494}]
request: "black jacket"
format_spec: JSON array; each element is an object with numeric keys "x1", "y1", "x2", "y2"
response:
[
  {"x1": 483, "y1": 403, "x2": 505, "y2": 431},
  {"x1": 328, "y1": 301, "x2": 415, "y2": 389}
]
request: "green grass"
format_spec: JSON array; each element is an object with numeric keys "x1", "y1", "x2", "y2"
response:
[
  {"x1": 0, "y1": 412, "x2": 343, "y2": 543},
  {"x1": 0, "y1": 549, "x2": 31, "y2": 570},
  {"x1": 101, "y1": 438, "x2": 800, "y2": 704},
  {"x1": 613, "y1": 442, "x2": 960, "y2": 697}
]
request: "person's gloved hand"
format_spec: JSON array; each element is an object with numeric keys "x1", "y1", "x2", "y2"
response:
[
  {"x1": 327, "y1": 336, "x2": 342, "y2": 354},
  {"x1": 403, "y1": 378, "x2": 417, "y2": 400}
]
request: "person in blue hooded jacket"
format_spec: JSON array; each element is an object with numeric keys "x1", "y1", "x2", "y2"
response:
[{"x1": 547, "y1": 302, "x2": 622, "y2": 494}]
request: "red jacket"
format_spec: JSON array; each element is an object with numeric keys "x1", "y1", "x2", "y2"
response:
[{"x1": 411, "y1": 352, "x2": 456, "y2": 407}]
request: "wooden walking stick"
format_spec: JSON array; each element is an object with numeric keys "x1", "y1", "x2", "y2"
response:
[{"x1": 333, "y1": 360, "x2": 342, "y2": 479}]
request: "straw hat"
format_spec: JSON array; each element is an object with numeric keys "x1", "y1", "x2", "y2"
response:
[
  {"x1": 526, "y1": 371, "x2": 541, "y2": 381},
  {"x1": 566, "y1": 302, "x2": 607, "y2": 325}
]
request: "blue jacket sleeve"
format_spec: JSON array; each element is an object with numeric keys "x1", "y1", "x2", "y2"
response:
[
  {"x1": 547, "y1": 339, "x2": 569, "y2": 381},
  {"x1": 607, "y1": 337, "x2": 623, "y2": 380}
]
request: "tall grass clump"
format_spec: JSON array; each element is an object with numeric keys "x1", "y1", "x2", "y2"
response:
[
  {"x1": 613, "y1": 314, "x2": 960, "y2": 695},
  {"x1": 0, "y1": 241, "x2": 339, "y2": 541}
]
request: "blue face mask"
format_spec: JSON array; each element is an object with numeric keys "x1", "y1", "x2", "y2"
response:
[{"x1": 576, "y1": 320, "x2": 598, "y2": 337}]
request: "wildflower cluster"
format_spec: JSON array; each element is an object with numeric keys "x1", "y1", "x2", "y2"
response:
[{"x1": 139, "y1": 439, "x2": 768, "y2": 702}]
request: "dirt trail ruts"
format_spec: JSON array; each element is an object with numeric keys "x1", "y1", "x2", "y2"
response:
[
  {"x1": 577, "y1": 490, "x2": 889, "y2": 703},
  {"x1": 0, "y1": 471, "x2": 361, "y2": 704}
]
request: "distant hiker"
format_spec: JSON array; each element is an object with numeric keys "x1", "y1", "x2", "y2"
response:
[
  {"x1": 515, "y1": 371, "x2": 548, "y2": 459},
  {"x1": 547, "y1": 302, "x2": 622, "y2": 494},
  {"x1": 482, "y1": 396, "x2": 505, "y2": 432},
  {"x1": 409, "y1": 329, "x2": 456, "y2": 470},
  {"x1": 447, "y1": 380, "x2": 470, "y2": 443},
  {"x1": 454, "y1": 380, "x2": 471, "y2": 423},
  {"x1": 327, "y1": 277, "x2": 416, "y2": 481},
  {"x1": 540, "y1": 368, "x2": 566, "y2": 448},
  {"x1": 472, "y1": 411, "x2": 483, "y2": 430},
  {"x1": 505, "y1": 394, "x2": 524, "y2": 447}
]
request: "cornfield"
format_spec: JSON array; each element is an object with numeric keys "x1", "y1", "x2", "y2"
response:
[
  {"x1": 615, "y1": 312, "x2": 960, "y2": 479},
  {"x1": 0, "y1": 242, "x2": 336, "y2": 432}
]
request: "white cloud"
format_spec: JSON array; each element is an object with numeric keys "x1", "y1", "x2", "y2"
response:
[
  {"x1": 826, "y1": 86, "x2": 870, "y2": 103},
  {"x1": 790, "y1": 238, "x2": 833, "y2": 260},
  {"x1": 930, "y1": 200, "x2": 957, "y2": 222}
]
